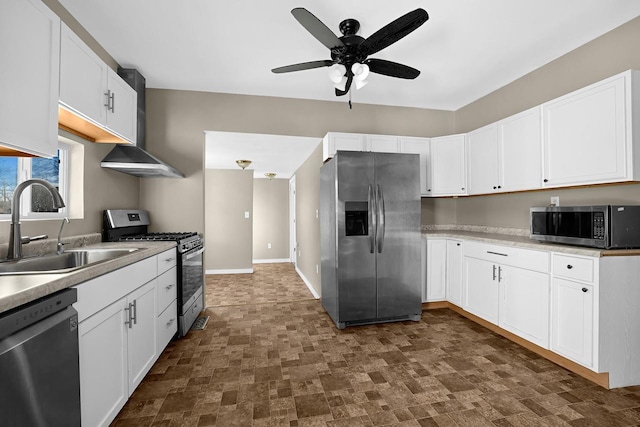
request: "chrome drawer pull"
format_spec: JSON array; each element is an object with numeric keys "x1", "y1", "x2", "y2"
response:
[
  {"x1": 165, "y1": 284, "x2": 174, "y2": 290},
  {"x1": 167, "y1": 318, "x2": 175, "y2": 326},
  {"x1": 487, "y1": 251, "x2": 508, "y2": 257}
]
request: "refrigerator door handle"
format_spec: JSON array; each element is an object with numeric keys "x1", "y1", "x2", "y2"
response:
[
  {"x1": 368, "y1": 184, "x2": 376, "y2": 253},
  {"x1": 376, "y1": 184, "x2": 386, "y2": 253}
]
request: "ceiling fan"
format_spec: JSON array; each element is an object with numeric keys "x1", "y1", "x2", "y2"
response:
[{"x1": 272, "y1": 7, "x2": 429, "y2": 97}]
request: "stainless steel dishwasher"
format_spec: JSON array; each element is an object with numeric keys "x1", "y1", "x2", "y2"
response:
[{"x1": 0, "y1": 288, "x2": 81, "y2": 426}]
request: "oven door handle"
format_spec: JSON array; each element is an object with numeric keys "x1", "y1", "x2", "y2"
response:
[{"x1": 184, "y1": 247, "x2": 204, "y2": 260}]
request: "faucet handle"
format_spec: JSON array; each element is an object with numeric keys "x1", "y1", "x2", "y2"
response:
[{"x1": 21, "y1": 234, "x2": 48, "y2": 244}]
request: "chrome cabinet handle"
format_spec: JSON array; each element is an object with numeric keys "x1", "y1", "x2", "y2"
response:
[
  {"x1": 498, "y1": 266, "x2": 503, "y2": 282},
  {"x1": 567, "y1": 264, "x2": 573, "y2": 269},
  {"x1": 132, "y1": 300, "x2": 137, "y2": 325},
  {"x1": 165, "y1": 284, "x2": 175, "y2": 290},
  {"x1": 164, "y1": 257, "x2": 175, "y2": 262},
  {"x1": 104, "y1": 90, "x2": 115, "y2": 112},
  {"x1": 492, "y1": 265, "x2": 497, "y2": 281},
  {"x1": 124, "y1": 304, "x2": 133, "y2": 328},
  {"x1": 487, "y1": 251, "x2": 508, "y2": 257},
  {"x1": 582, "y1": 287, "x2": 588, "y2": 293},
  {"x1": 167, "y1": 318, "x2": 175, "y2": 326}
]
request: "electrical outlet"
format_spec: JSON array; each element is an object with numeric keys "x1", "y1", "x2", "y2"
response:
[
  {"x1": 550, "y1": 196, "x2": 560, "y2": 206},
  {"x1": 244, "y1": 211, "x2": 250, "y2": 219},
  {"x1": 316, "y1": 264, "x2": 319, "y2": 274},
  {"x1": 315, "y1": 209, "x2": 319, "y2": 219},
  {"x1": 267, "y1": 243, "x2": 271, "y2": 249}
]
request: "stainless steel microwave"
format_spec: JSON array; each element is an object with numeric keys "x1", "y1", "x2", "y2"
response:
[{"x1": 530, "y1": 205, "x2": 640, "y2": 249}]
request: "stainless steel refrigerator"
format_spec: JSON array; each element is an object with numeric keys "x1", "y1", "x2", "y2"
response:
[{"x1": 320, "y1": 151, "x2": 422, "y2": 329}]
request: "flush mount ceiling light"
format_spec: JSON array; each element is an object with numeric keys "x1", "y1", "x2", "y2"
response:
[
  {"x1": 236, "y1": 159, "x2": 252, "y2": 169},
  {"x1": 264, "y1": 173, "x2": 277, "y2": 180},
  {"x1": 271, "y1": 8, "x2": 428, "y2": 108}
]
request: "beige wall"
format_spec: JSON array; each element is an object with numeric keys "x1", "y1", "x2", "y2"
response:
[
  {"x1": 253, "y1": 178, "x2": 289, "y2": 261},
  {"x1": 422, "y1": 16, "x2": 640, "y2": 229},
  {"x1": 204, "y1": 169, "x2": 253, "y2": 271},
  {"x1": 294, "y1": 144, "x2": 323, "y2": 294}
]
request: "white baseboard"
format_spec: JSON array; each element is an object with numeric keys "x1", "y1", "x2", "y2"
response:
[
  {"x1": 252, "y1": 258, "x2": 291, "y2": 264},
  {"x1": 206, "y1": 268, "x2": 254, "y2": 275},
  {"x1": 295, "y1": 266, "x2": 320, "y2": 299}
]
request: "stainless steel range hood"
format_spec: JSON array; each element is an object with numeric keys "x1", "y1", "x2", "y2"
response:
[{"x1": 101, "y1": 68, "x2": 184, "y2": 178}]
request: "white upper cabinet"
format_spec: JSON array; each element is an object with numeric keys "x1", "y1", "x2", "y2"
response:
[
  {"x1": 467, "y1": 123, "x2": 500, "y2": 195},
  {"x1": 399, "y1": 137, "x2": 431, "y2": 196},
  {"x1": 323, "y1": 133, "x2": 365, "y2": 160},
  {"x1": 542, "y1": 71, "x2": 638, "y2": 187},
  {"x1": 0, "y1": 0, "x2": 60, "y2": 157},
  {"x1": 60, "y1": 23, "x2": 137, "y2": 145},
  {"x1": 430, "y1": 134, "x2": 467, "y2": 196},
  {"x1": 467, "y1": 107, "x2": 542, "y2": 195},
  {"x1": 500, "y1": 106, "x2": 543, "y2": 192},
  {"x1": 366, "y1": 134, "x2": 399, "y2": 153}
]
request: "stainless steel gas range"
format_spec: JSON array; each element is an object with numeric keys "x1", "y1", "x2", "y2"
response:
[{"x1": 102, "y1": 209, "x2": 204, "y2": 337}]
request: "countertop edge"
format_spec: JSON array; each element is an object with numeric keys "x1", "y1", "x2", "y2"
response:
[
  {"x1": 420, "y1": 230, "x2": 640, "y2": 257},
  {"x1": 0, "y1": 241, "x2": 176, "y2": 314}
]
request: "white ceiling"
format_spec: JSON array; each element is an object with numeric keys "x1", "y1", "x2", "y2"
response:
[
  {"x1": 58, "y1": 0, "x2": 640, "y2": 111},
  {"x1": 204, "y1": 132, "x2": 321, "y2": 179}
]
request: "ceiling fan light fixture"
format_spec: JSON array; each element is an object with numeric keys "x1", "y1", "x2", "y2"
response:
[
  {"x1": 333, "y1": 76, "x2": 347, "y2": 91},
  {"x1": 328, "y1": 64, "x2": 347, "y2": 84},
  {"x1": 236, "y1": 159, "x2": 252, "y2": 169},
  {"x1": 352, "y1": 63, "x2": 369, "y2": 80}
]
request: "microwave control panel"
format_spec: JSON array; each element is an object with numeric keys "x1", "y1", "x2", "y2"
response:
[{"x1": 593, "y1": 212, "x2": 605, "y2": 240}]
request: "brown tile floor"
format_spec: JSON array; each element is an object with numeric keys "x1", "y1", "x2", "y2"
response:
[{"x1": 113, "y1": 263, "x2": 640, "y2": 426}]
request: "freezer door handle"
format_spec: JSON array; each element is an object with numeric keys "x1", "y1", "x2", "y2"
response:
[
  {"x1": 376, "y1": 184, "x2": 386, "y2": 253},
  {"x1": 368, "y1": 184, "x2": 376, "y2": 253}
]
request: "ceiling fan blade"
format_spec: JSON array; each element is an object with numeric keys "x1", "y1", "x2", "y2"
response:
[
  {"x1": 359, "y1": 8, "x2": 429, "y2": 56},
  {"x1": 271, "y1": 60, "x2": 334, "y2": 74},
  {"x1": 335, "y1": 73, "x2": 353, "y2": 96},
  {"x1": 365, "y1": 58, "x2": 420, "y2": 79},
  {"x1": 291, "y1": 8, "x2": 345, "y2": 50}
]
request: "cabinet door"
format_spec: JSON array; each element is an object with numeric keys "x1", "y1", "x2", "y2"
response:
[
  {"x1": 0, "y1": 0, "x2": 60, "y2": 157},
  {"x1": 463, "y1": 256, "x2": 499, "y2": 324},
  {"x1": 467, "y1": 123, "x2": 500, "y2": 195},
  {"x1": 60, "y1": 23, "x2": 109, "y2": 126},
  {"x1": 430, "y1": 135, "x2": 467, "y2": 196},
  {"x1": 446, "y1": 240, "x2": 463, "y2": 306},
  {"x1": 79, "y1": 299, "x2": 128, "y2": 427},
  {"x1": 106, "y1": 68, "x2": 137, "y2": 144},
  {"x1": 551, "y1": 278, "x2": 594, "y2": 368},
  {"x1": 426, "y1": 239, "x2": 447, "y2": 301},
  {"x1": 127, "y1": 280, "x2": 158, "y2": 394},
  {"x1": 500, "y1": 106, "x2": 542, "y2": 192},
  {"x1": 366, "y1": 135, "x2": 399, "y2": 153},
  {"x1": 323, "y1": 133, "x2": 365, "y2": 160},
  {"x1": 400, "y1": 137, "x2": 431, "y2": 196},
  {"x1": 499, "y1": 266, "x2": 550, "y2": 348},
  {"x1": 542, "y1": 75, "x2": 627, "y2": 187}
]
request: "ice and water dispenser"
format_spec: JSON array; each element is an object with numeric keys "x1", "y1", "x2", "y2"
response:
[{"x1": 345, "y1": 201, "x2": 368, "y2": 236}]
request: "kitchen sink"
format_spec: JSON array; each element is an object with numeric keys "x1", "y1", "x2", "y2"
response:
[{"x1": 0, "y1": 248, "x2": 140, "y2": 275}]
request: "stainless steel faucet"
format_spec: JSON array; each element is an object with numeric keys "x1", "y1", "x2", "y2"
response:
[
  {"x1": 57, "y1": 217, "x2": 70, "y2": 255},
  {"x1": 7, "y1": 179, "x2": 66, "y2": 260}
]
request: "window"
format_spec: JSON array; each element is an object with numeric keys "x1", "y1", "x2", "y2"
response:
[{"x1": 0, "y1": 142, "x2": 69, "y2": 219}]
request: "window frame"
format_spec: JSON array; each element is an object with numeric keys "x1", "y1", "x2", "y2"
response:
[{"x1": 0, "y1": 141, "x2": 70, "y2": 221}]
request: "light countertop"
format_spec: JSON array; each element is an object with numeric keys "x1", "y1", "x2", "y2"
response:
[
  {"x1": 421, "y1": 229, "x2": 640, "y2": 257},
  {"x1": 0, "y1": 240, "x2": 176, "y2": 314}
]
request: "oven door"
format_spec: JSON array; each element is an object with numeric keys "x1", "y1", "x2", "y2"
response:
[{"x1": 181, "y1": 247, "x2": 204, "y2": 314}]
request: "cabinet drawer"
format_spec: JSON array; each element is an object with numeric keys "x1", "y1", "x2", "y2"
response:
[
  {"x1": 157, "y1": 267, "x2": 177, "y2": 313},
  {"x1": 464, "y1": 241, "x2": 550, "y2": 273},
  {"x1": 157, "y1": 300, "x2": 177, "y2": 354},
  {"x1": 552, "y1": 254, "x2": 594, "y2": 283},
  {"x1": 157, "y1": 248, "x2": 177, "y2": 275}
]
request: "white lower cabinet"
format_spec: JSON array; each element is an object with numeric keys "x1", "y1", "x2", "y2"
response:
[
  {"x1": 551, "y1": 277, "x2": 594, "y2": 367},
  {"x1": 463, "y1": 256, "x2": 499, "y2": 324},
  {"x1": 425, "y1": 238, "x2": 446, "y2": 302},
  {"x1": 499, "y1": 266, "x2": 550, "y2": 348},
  {"x1": 74, "y1": 248, "x2": 177, "y2": 427},
  {"x1": 446, "y1": 240, "x2": 463, "y2": 306}
]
